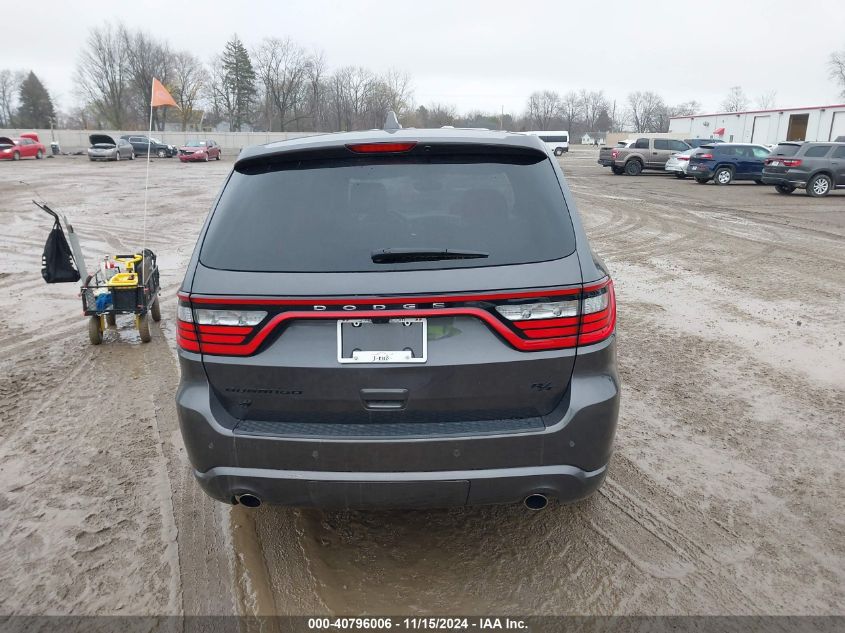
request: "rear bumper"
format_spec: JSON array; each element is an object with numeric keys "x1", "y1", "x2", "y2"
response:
[
  {"x1": 177, "y1": 338, "x2": 620, "y2": 509},
  {"x1": 761, "y1": 174, "x2": 806, "y2": 187},
  {"x1": 197, "y1": 463, "x2": 607, "y2": 508},
  {"x1": 179, "y1": 154, "x2": 206, "y2": 162},
  {"x1": 597, "y1": 158, "x2": 614, "y2": 166},
  {"x1": 687, "y1": 165, "x2": 713, "y2": 178}
]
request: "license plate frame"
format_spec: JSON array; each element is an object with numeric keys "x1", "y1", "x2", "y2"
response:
[{"x1": 337, "y1": 318, "x2": 427, "y2": 364}]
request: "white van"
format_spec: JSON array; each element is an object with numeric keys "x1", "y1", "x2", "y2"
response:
[{"x1": 524, "y1": 131, "x2": 569, "y2": 156}]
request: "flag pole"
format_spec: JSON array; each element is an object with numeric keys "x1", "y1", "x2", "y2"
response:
[{"x1": 142, "y1": 82, "x2": 154, "y2": 259}]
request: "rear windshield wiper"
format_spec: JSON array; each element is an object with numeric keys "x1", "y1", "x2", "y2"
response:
[{"x1": 371, "y1": 248, "x2": 490, "y2": 264}]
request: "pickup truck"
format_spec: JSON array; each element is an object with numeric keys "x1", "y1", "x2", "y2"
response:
[{"x1": 598, "y1": 137, "x2": 691, "y2": 175}]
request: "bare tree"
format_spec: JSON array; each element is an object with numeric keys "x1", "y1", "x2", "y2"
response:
[
  {"x1": 526, "y1": 90, "x2": 561, "y2": 130},
  {"x1": 75, "y1": 22, "x2": 132, "y2": 128},
  {"x1": 626, "y1": 91, "x2": 666, "y2": 132},
  {"x1": 829, "y1": 48, "x2": 845, "y2": 98},
  {"x1": 0, "y1": 69, "x2": 23, "y2": 126},
  {"x1": 755, "y1": 90, "x2": 777, "y2": 109},
  {"x1": 579, "y1": 89, "x2": 608, "y2": 135},
  {"x1": 123, "y1": 29, "x2": 173, "y2": 130},
  {"x1": 171, "y1": 51, "x2": 208, "y2": 131},
  {"x1": 559, "y1": 91, "x2": 582, "y2": 135},
  {"x1": 721, "y1": 86, "x2": 749, "y2": 112},
  {"x1": 254, "y1": 37, "x2": 312, "y2": 131}
]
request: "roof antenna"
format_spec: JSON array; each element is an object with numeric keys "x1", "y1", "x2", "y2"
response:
[{"x1": 384, "y1": 110, "x2": 402, "y2": 132}]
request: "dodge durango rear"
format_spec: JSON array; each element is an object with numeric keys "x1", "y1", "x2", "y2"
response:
[{"x1": 176, "y1": 121, "x2": 620, "y2": 510}]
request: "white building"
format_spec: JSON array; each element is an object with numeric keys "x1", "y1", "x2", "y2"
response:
[
  {"x1": 669, "y1": 104, "x2": 845, "y2": 145},
  {"x1": 581, "y1": 133, "x2": 605, "y2": 145}
]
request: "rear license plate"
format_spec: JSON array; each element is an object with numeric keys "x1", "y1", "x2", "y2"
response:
[{"x1": 337, "y1": 318, "x2": 427, "y2": 364}]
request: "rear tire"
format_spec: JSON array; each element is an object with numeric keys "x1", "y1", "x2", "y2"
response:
[
  {"x1": 12, "y1": 151, "x2": 20, "y2": 161},
  {"x1": 625, "y1": 160, "x2": 643, "y2": 176},
  {"x1": 130, "y1": 152, "x2": 135, "y2": 160},
  {"x1": 150, "y1": 296, "x2": 161, "y2": 322},
  {"x1": 88, "y1": 316, "x2": 103, "y2": 345},
  {"x1": 137, "y1": 313, "x2": 152, "y2": 343},
  {"x1": 714, "y1": 167, "x2": 733, "y2": 185},
  {"x1": 695, "y1": 177, "x2": 709, "y2": 184},
  {"x1": 806, "y1": 173, "x2": 832, "y2": 197},
  {"x1": 216, "y1": 152, "x2": 221, "y2": 160},
  {"x1": 157, "y1": 148, "x2": 167, "y2": 158},
  {"x1": 554, "y1": 148, "x2": 564, "y2": 157},
  {"x1": 675, "y1": 173, "x2": 687, "y2": 179},
  {"x1": 754, "y1": 179, "x2": 764, "y2": 184},
  {"x1": 115, "y1": 151, "x2": 121, "y2": 161},
  {"x1": 36, "y1": 150, "x2": 43, "y2": 159},
  {"x1": 611, "y1": 166, "x2": 624, "y2": 175},
  {"x1": 775, "y1": 183, "x2": 795, "y2": 195}
]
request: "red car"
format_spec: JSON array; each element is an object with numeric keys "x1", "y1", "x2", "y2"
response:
[
  {"x1": 178, "y1": 139, "x2": 221, "y2": 162},
  {"x1": 0, "y1": 133, "x2": 47, "y2": 160}
]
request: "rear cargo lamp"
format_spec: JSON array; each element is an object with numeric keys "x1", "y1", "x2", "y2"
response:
[
  {"x1": 346, "y1": 142, "x2": 417, "y2": 153},
  {"x1": 496, "y1": 299, "x2": 579, "y2": 321},
  {"x1": 193, "y1": 308, "x2": 266, "y2": 327}
]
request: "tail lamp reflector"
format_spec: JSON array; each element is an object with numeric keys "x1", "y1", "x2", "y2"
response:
[{"x1": 177, "y1": 304, "x2": 267, "y2": 353}]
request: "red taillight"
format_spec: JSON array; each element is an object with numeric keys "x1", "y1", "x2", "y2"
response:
[
  {"x1": 346, "y1": 142, "x2": 417, "y2": 154},
  {"x1": 611, "y1": 149, "x2": 619, "y2": 159},
  {"x1": 698, "y1": 153, "x2": 713, "y2": 160},
  {"x1": 501, "y1": 279, "x2": 616, "y2": 349},
  {"x1": 677, "y1": 156, "x2": 690, "y2": 161},
  {"x1": 176, "y1": 300, "x2": 265, "y2": 354},
  {"x1": 765, "y1": 157, "x2": 801, "y2": 167}
]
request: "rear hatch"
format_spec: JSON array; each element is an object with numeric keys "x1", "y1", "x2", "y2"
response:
[
  {"x1": 764, "y1": 142, "x2": 803, "y2": 175},
  {"x1": 181, "y1": 142, "x2": 609, "y2": 430}
]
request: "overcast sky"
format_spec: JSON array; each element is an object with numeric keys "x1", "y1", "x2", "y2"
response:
[{"x1": 4, "y1": 0, "x2": 843, "y2": 115}]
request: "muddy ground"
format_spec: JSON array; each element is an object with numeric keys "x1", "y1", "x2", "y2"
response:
[{"x1": 0, "y1": 148, "x2": 843, "y2": 618}]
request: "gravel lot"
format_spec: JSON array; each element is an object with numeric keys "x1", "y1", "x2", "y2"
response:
[{"x1": 0, "y1": 147, "x2": 843, "y2": 617}]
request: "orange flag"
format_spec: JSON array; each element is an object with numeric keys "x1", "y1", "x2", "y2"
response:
[{"x1": 151, "y1": 78, "x2": 178, "y2": 108}]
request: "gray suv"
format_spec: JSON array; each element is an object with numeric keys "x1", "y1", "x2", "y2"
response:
[
  {"x1": 762, "y1": 141, "x2": 845, "y2": 196},
  {"x1": 176, "y1": 121, "x2": 619, "y2": 510}
]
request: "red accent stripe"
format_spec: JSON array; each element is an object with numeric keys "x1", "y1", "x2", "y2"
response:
[
  {"x1": 514, "y1": 316, "x2": 579, "y2": 330},
  {"x1": 184, "y1": 286, "x2": 581, "y2": 306},
  {"x1": 198, "y1": 333, "x2": 247, "y2": 344},
  {"x1": 522, "y1": 327, "x2": 579, "y2": 339},
  {"x1": 176, "y1": 329, "x2": 200, "y2": 352},
  {"x1": 197, "y1": 325, "x2": 254, "y2": 335}
]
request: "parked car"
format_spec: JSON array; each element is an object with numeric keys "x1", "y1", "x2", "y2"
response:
[
  {"x1": 178, "y1": 140, "x2": 221, "y2": 162},
  {"x1": 664, "y1": 148, "x2": 697, "y2": 179},
  {"x1": 598, "y1": 137, "x2": 690, "y2": 175},
  {"x1": 87, "y1": 134, "x2": 135, "y2": 161},
  {"x1": 762, "y1": 141, "x2": 845, "y2": 197},
  {"x1": 687, "y1": 143, "x2": 771, "y2": 185},
  {"x1": 685, "y1": 138, "x2": 725, "y2": 149},
  {"x1": 0, "y1": 135, "x2": 46, "y2": 160},
  {"x1": 176, "y1": 124, "x2": 619, "y2": 510},
  {"x1": 120, "y1": 135, "x2": 176, "y2": 158}
]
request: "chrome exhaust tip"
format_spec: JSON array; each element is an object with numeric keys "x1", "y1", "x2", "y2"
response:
[
  {"x1": 236, "y1": 493, "x2": 261, "y2": 508},
  {"x1": 524, "y1": 494, "x2": 548, "y2": 511}
]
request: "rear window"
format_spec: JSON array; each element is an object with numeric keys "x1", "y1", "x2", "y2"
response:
[
  {"x1": 539, "y1": 135, "x2": 568, "y2": 143},
  {"x1": 803, "y1": 145, "x2": 832, "y2": 158},
  {"x1": 772, "y1": 143, "x2": 801, "y2": 157},
  {"x1": 200, "y1": 154, "x2": 576, "y2": 273}
]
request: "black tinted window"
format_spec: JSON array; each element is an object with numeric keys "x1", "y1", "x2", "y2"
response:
[
  {"x1": 634, "y1": 138, "x2": 650, "y2": 149},
  {"x1": 773, "y1": 144, "x2": 801, "y2": 157},
  {"x1": 833, "y1": 146, "x2": 845, "y2": 159},
  {"x1": 803, "y1": 145, "x2": 832, "y2": 158},
  {"x1": 539, "y1": 135, "x2": 568, "y2": 143},
  {"x1": 668, "y1": 140, "x2": 689, "y2": 151},
  {"x1": 654, "y1": 139, "x2": 669, "y2": 150},
  {"x1": 201, "y1": 154, "x2": 576, "y2": 272}
]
